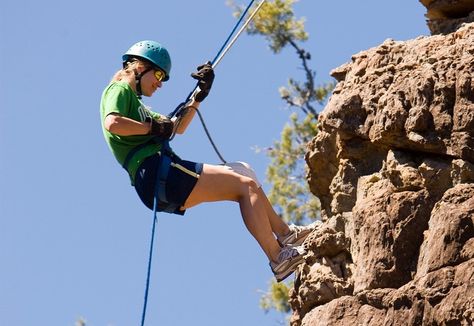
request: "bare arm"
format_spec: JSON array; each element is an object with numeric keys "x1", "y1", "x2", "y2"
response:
[
  {"x1": 174, "y1": 99, "x2": 201, "y2": 134},
  {"x1": 104, "y1": 113, "x2": 150, "y2": 136}
]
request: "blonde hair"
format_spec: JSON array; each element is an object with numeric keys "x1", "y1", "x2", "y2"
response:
[{"x1": 110, "y1": 59, "x2": 150, "y2": 82}]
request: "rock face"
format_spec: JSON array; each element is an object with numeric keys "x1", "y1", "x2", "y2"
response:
[
  {"x1": 291, "y1": 21, "x2": 474, "y2": 326},
  {"x1": 420, "y1": 0, "x2": 474, "y2": 34}
]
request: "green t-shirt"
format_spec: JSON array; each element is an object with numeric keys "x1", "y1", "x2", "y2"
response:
[{"x1": 100, "y1": 81, "x2": 163, "y2": 184}]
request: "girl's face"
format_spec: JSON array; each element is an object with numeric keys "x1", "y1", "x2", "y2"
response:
[{"x1": 139, "y1": 68, "x2": 163, "y2": 97}]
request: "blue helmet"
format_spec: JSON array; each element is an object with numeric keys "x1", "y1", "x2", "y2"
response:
[{"x1": 122, "y1": 40, "x2": 171, "y2": 81}]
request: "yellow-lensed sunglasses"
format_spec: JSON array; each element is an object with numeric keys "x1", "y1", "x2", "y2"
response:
[{"x1": 154, "y1": 69, "x2": 166, "y2": 82}]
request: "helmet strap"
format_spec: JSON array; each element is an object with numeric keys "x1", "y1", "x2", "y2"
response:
[{"x1": 133, "y1": 67, "x2": 152, "y2": 99}]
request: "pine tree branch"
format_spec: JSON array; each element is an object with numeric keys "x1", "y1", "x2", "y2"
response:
[{"x1": 286, "y1": 38, "x2": 318, "y2": 118}]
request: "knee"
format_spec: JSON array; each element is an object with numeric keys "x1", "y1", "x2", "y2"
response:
[
  {"x1": 237, "y1": 176, "x2": 260, "y2": 201},
  {"x1": 226, "y1": 161, "x2": 261, "y2": 188}
]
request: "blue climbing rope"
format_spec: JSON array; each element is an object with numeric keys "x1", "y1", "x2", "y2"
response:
[
  {"x1": 211, "y1": 0, "x2": 256, "y2": 65},
  {"x1": 140, "y1": 201, "x2": 159, "y2": 326}
]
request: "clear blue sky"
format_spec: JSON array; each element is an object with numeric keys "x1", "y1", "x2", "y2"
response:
[{"x1": 0, "y1": 1, "x2": 428, "y2": 325}]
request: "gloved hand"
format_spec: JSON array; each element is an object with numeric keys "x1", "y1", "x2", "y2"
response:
[
  {"x1": 147, "y1": 117, "x2": 174, "y2": 140},
  {"x1": 191, "y1": 61, "x2": 215, "y2": 102}
]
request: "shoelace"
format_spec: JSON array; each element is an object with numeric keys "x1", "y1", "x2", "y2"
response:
[
  {"x1": 278, "y1": 247, "x2": 299, "y2": 262},
  {"x1": 293, "y1": 227, "x2": 302, "y2": 239},
  {"x1": 291, "y1": 223, "x2": 316, "y2": 240}
]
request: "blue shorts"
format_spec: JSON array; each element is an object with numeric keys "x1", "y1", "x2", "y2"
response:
[{"x1": 134, "y1": 153, "x2": 203, "y2": 215}]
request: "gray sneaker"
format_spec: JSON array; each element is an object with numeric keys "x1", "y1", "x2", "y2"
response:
[
  {"x1": 270, "y1": 245, "x2": 306, "y2": 282},
  {"x1": 278, "y1": 221, "x2": 322, "y2": 247}
]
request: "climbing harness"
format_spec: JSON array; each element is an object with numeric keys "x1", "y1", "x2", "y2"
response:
[
  {"x1": 139, "y1": 1, "x2": 267, "y2": 325},
  {"x1": 122, "y1": 138, "x2": 179, "y2": 212},
  {"x1": 153, "y1": 141, "x2": 181, "y2": 213}
]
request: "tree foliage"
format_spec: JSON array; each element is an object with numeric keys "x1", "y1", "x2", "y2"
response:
[
  {"x1": 266, "y1": 112, "x2": 319, "y2": 224},
  {"x1": 243, "y1": 0, "x2": 308, "y2": 53},
  {"x1": 259, "y1": 279, "x2": 292, "y2": 313},
  {"x1": 229, "y1": 0, "x2": 334, "y2": 319}
]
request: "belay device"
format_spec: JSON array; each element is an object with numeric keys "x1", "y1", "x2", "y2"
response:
[{"x1": 139, "y1": 1, "x2": 267, "y2": 326}]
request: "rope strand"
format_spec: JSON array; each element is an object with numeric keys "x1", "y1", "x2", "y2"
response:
[
  {"x1": 140, "y1": 203, "x2": 158, "y2": 326},
  {"x1": 211, "y1": 0, "x2": 256, "y2": 66},
  {"x1": 187, "y1": 106, "x2": 227, "y2": 164}
]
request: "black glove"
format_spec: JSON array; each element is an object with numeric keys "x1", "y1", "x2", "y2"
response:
[
  {"x1": 147, "y1": 117, "x2": 174, "y2": 140},
  {"x1": 191, "y1": 61, "x2": 215, "y2": 102}
]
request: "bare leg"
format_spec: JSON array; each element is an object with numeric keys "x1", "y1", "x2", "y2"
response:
[
  {"x1": 220, "y1": 162, "x2": 290, "y2": 238},
  {"x1": 184, "y1": 164, "x2": 281, "y2": 262},
  {"x1": 258, "y1": 188, "x2": 291, "y2": 238}
]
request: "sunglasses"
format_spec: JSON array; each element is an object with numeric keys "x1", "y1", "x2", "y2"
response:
[{"x1": 154, "y1": 69, "x2": 166, "y2": 82}]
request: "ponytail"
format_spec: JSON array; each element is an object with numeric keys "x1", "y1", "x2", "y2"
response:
[{"x1": 110, "y1": 59, "x2": 149, "y2": 82}]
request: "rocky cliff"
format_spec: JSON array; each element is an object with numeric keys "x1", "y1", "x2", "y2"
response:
[
  {"x1": 291, "y1": 2, "x2": 474, "y2": 325},
  {"x1": 420, "y1": 0, "x2": 474, "y2": 34}
]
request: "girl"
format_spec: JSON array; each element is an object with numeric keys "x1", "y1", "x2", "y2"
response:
[{"x1": 100, "y1": 40, "x2": 318, "y2": 282}]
